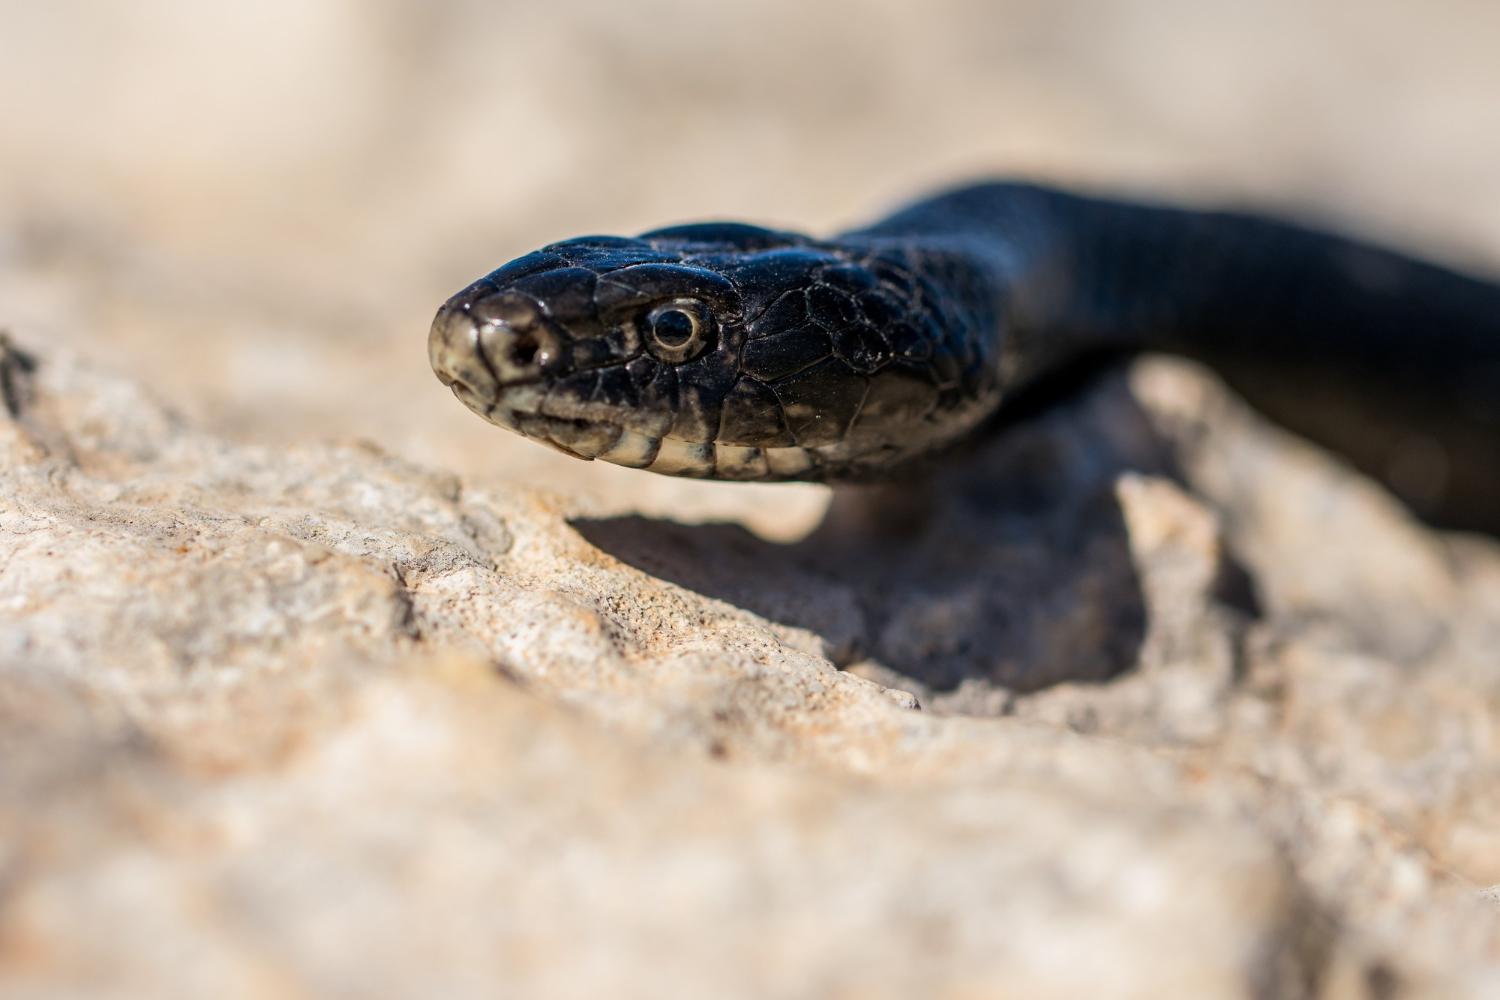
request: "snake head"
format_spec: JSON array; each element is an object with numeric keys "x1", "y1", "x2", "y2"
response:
[{"x1": 430, "y1": 224, "x2": 997, "y2": 480}]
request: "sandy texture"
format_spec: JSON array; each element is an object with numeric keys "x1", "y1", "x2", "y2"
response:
[
  {"x1": 3, "y1": 3, "x2": 1500, "y2": 997},
  {"x1": 4, "y1": 343, "x2": 1500, "y2": 998}
]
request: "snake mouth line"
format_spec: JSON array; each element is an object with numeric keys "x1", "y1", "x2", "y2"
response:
[
  {"x1": 474, "y1": 397, "x2": 629, "y2": 463},
  {"x1": 466, "y1": 392, "x2": 819, "y2": 480}
]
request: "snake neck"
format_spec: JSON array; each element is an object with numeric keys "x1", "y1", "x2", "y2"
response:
[
  {"x1": 854, "y1": 182, "x2": 1500, "y2": 528},
  {"x1": 856, "y1": 183, "x2": 1500, "y2": 378}
]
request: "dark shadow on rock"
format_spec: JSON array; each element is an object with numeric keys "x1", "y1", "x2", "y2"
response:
[{"x1": 574, "y1": 366, "x2": 1257, "y2": 696}]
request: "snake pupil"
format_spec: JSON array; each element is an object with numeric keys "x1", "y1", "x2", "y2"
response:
[{"x1": 651, "y1": 308, "x2": 697, "y2": 347}]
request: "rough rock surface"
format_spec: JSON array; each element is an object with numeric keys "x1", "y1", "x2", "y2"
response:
[
  {"x1": 6, "y1": 3, "x2": 1500, "y2": 997},
  {"x1": 3, "y1": 335, "x2": 1500, "y2": 999}
]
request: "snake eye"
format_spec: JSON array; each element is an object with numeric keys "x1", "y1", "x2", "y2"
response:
[{"x1": 645, "y1": 300, "x2": 713, "y2": 362}]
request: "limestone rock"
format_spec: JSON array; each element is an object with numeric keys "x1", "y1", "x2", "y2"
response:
[{"x1": 2, "y1": 335, "x2": 1499, "y2": 998}]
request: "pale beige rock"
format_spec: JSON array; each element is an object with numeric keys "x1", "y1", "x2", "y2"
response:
[
  {"x1": 4, "y1": 3, "x2": 1500, "y2": 997},
  {"x1": 2, "y1": 337, "x2": 1500, "y2": 999}
]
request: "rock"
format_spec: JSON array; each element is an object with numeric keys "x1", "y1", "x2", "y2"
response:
[
  {"x1": 5, "y1": 4, "x2": 1500, "y2": 994},
  {"x1": 2, "y1": 334, "x2": 1500, "y2": 998}
]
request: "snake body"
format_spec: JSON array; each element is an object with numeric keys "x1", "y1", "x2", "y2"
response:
[{"x1": 429, "y1": 183, "x2": 1500, "y2": 526}]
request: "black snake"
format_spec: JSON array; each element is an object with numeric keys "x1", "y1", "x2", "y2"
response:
[{"x1": 428, "y1": 183, "x2": 1500, "y2": 529}]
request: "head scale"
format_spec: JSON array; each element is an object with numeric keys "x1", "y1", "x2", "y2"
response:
[{"x1": 428, "y1": 223, "x2": 997, "y2": 480}]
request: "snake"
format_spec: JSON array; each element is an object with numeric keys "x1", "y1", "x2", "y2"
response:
[{"x1": 428, "y1": 182, "x2": 1500, "y2": 528}]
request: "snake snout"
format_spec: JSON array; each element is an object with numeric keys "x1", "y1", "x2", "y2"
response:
[
  {"x1": 429, "y1": 298, "x2": 568, "y2": 408},
  {"x1": 428, "y1": 304, "x2": 494, "y2": 403}
]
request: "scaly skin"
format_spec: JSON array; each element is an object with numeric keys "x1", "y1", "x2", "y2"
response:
[{"x1": 429, "y1": 182, "x2": 1500, "y2": 527}]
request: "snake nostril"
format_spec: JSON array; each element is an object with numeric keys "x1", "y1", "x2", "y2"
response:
[{"x1": 510, "y1": 332, "x2": 540, "y2": 367}]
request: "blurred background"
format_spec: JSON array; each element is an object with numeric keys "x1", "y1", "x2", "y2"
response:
[{"x1": 3, "y1": 0, "x2": 1498, "y2": 524}]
